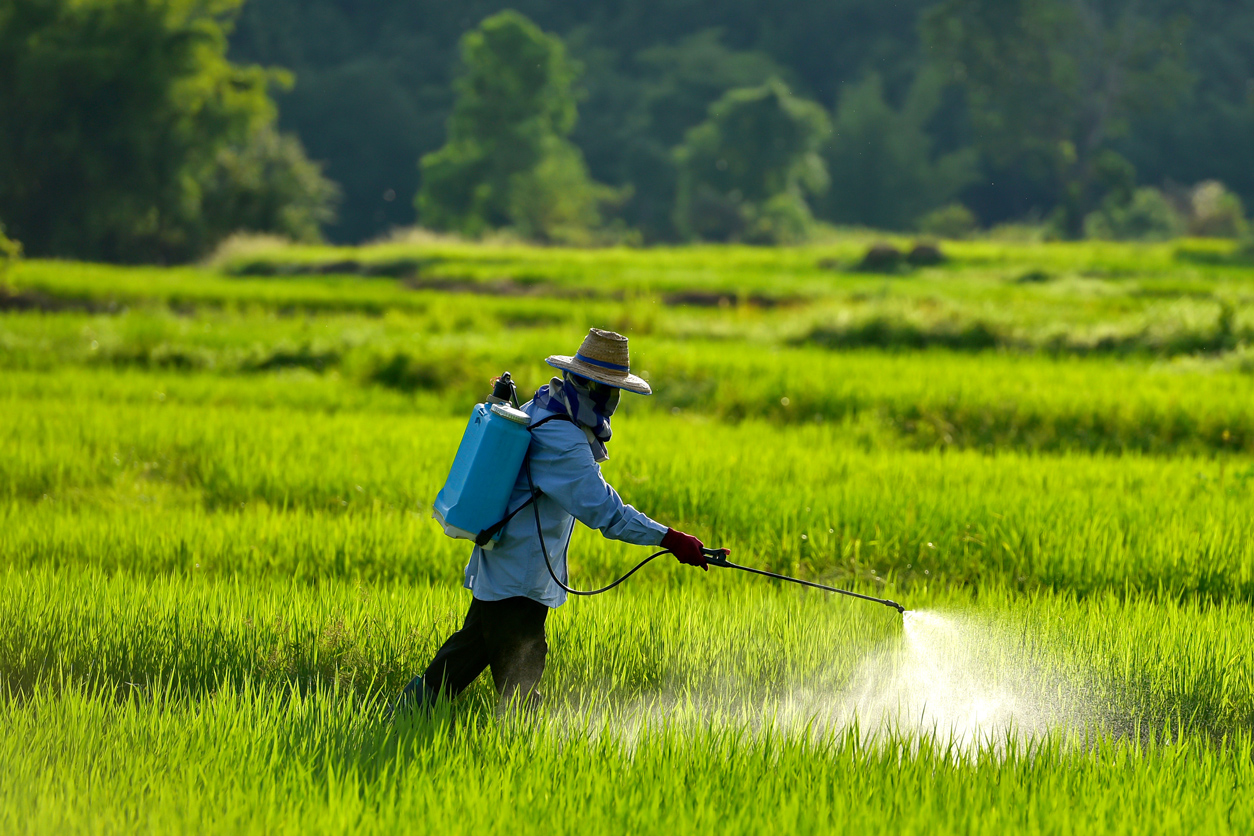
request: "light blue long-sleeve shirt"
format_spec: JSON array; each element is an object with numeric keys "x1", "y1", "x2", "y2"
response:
[{"x1": 463, "y1": 401, "x2": 668, "y2": 608}]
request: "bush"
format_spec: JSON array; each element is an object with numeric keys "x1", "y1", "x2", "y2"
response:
[
  {"x1": 918, "y1": 203, "x2": 978, "y2": 239},
  {"x1": 0, "y1": 222, "x2": 20, "y2": 286},
  {"x1": 1186, "y1": 181, "x2": 1248, "y2": 239},
  {"x1": 743, "y1": 193, "x2": 814, "y2": 245},
  {"x1": 201, "y1": 125, "x2": 338, "y2": 246},
  {"x1": 906, "y1": 241, "x2": 946, "y2": 265},
  {"x1": 0, "y1": 223, "x2": 19, "y2": 261},
  {"x1": 855, "y1": 242, "x2": 905, "y2": 273},
  {"x1": 1084, "y1": 188, "x2": 1183, "y2": 241},
  {"x1": 507, "y1": 139, "x2": 626, "y2": 245}
]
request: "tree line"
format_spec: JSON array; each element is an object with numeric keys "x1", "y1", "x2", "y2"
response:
[{"x1": 1, "y1": 0, "x2": 1251, "y2": 259}]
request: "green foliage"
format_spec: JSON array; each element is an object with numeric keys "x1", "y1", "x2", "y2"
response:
[
  {"x1": 218, "y1": 1, "x2": 1254, "y2": 242},
  {"x1": 674, "y1": 79, "x2": 830, "y2": 242},
  {"x1": 0, "y1": 223, "x2": 20, "y2": 283},
  {"x1": 923, "y1": 0, "x2": 1192, "y2": 235},
  {"x1": 918, "y1": 203, "x2": 979, "y2": 238},
  {"x1": 202, "y1": 124, "x2": 339, "y2": 245},
  {"x1": 1084, "y1": 187, "x2": 1183, "y2": 241},
  {"x1": 605, "y1": 30, "x2": 791, "y2": 240},
  {"x1": 417, "y1": 11, "x2": 610, "y2": 243},
  {"x1": 507, "y1": 139, "x2": 628, "y2": 245},
  {"x1": 0, "y1": 0, "x2": 333, "y2": 262},
  {"x1": 820, "y1": 73, "x2": 978, "y2": 230},
  {"x1": 1185, "y1": 181, "x2": 1248, "y2": 239}
]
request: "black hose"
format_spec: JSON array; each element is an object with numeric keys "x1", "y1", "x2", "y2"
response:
[{"x1": 525, "y1": 458, "x2": 672, "y2": 595}]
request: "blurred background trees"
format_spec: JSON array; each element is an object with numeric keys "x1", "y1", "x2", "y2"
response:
[
  {"x1": 674, "y1": 79, "x2": 830, "y2": 244},
  {"x1": 820, "y1": 71, "x2": 978, "y2": 231},
  {"x1": 1, "y1": 0, "x2": 1252, "y2": 258},
  {"x1": 0, "y1": 0, "x2": 335, "y2": 262},
  {"x1": 922, "y1": 0, "x2": 1191, "y2": 237}
]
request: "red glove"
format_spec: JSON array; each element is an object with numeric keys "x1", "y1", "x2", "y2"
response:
[{"x1": 662, "y1": 528, "x2": 707, "y2": 571}]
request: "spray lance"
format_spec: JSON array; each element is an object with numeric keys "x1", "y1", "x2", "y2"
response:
[{"x1": 432, "y1": 372, "x2": 906, "y2": 614}]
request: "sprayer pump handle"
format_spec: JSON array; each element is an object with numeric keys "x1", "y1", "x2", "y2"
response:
[
  {"x1": 702, "y1": 547, "x2": 731, "y2": 567},
  {"x1": 491, "y1": 372, "x2": 516, "y2": 404}
]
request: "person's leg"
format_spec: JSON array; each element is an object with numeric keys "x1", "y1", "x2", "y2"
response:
[
  {"x1": 421, "y1": 598, "x2": 493, "y2": 698},
  {"x1": 480, "y1": 596, "x2": 549, "y2": 708},
  {"x1": 394, "y1": 597, "x2": 491, "y2": 714}
]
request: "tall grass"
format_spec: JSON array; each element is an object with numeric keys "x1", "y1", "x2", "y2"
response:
[
  {"x1": 2, "y1": 569, "x2": 1253, "y2": 834},
  {"x1": 4, "y1": 381, "x2": 1253, "y2": 597},
  {"x1": 6, "y1": 309, "x2": 1254, "y2": 453}
]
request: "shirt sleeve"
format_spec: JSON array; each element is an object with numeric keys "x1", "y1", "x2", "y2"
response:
[{"x1": 528, "y1": 422, "x2": 667, "y2": 547}]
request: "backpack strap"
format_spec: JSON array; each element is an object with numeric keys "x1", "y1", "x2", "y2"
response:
[
  {"x1": 527, "y1": 413, "x2": 573, "y2": 432},
  {"x1": 473, "y1": 412, "x2": 573, "y2": 546}
]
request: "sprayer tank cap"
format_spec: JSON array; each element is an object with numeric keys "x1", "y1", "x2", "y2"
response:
[{"x1": 489, "y1": 403, "x2": 530, "y2": 425}]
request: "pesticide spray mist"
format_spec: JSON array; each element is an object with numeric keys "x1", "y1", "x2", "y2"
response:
[
  {"x1": 555, "y1": 607, "x2": 1091, "y2": 755},
  {"x1": 825, "y1": 608, "x2": 1088, "y2": 751}
]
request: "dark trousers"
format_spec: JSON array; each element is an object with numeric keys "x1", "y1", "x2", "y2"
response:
[{"x1": 422, "y1": 596, "x2": 549, "y2": 703}]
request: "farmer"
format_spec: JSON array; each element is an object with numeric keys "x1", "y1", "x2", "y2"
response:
[{"x1": 396, "y1": 328, "x2": 713, "y2": 713}]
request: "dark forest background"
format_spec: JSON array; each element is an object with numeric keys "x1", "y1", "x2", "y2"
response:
[
  {"x1": 1, "y1": 0, "x2": 1251, "y2": 259},
  {"x1": 227, "y1": 0, "x2": 1254, "y2": 243}
]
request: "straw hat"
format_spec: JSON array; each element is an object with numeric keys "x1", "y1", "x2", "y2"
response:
[{"x1": 546, "y1": 328, "x2": 652, "y2": 395}]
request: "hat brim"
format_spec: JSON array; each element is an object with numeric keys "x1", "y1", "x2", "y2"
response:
[{"x1": 546, "y1": 356, "x2": 652, "y2": 395}]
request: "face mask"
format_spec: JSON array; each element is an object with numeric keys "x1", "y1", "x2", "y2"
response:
[{"x1": 580, "y1": 377, "x2": 621, "y2": 418}]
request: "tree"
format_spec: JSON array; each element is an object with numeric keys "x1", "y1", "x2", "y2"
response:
[
  {"x1": 674, "y1": 79, "x2": 830, "y2": 243},
  {"x1": 417, "y1": 11, "x2": 611, "y2": 242},
  {"x1": 277, "y1": 60, "x2": 428, "y2": 242},
  {"x1": 0, "y1": 0, "x2": 335, "y2": 262},
  {"x1": 923, "y1": 0, "x2": 1191, "y2": 236},
  {"x1": 819, "y1": 71, "x2": 978, "y2": 230}
]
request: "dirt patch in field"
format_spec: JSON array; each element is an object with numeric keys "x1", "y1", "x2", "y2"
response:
[
  {"x1": 0, "y1": 288, "x2": 107, "y2": 313},
  {"x1": 405, "y1": 280, "x2": 800, "y2": 308},
  {"x1": 663, "y1": 290, "x2": 800, "y2": 309},
  {"x1": 404, "y1": 275, "x2": 615, "y2": 300}
]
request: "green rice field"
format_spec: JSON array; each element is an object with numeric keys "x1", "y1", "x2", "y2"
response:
[{"x1": 3, "y1": 239, "x2": 1254, "y2": 833}]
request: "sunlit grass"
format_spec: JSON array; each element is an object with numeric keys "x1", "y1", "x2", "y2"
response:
[{"x1": 4, "y1": 244, "x2": 1254, "y2": 833}]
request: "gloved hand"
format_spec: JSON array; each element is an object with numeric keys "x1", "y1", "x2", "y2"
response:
[{"x1": 662, "y1": 528, "x2": 707, "y2": 571}]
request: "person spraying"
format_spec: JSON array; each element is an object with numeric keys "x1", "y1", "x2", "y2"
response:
[{"x1": 395, "y1": 328, "x2": 713, "y2": 713}]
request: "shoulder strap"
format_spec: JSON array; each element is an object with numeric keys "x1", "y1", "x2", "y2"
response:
[
  {"x1": 528, "y1": 413, "x2": 573, "y2": 431},
  {"x1": 473, "y1": 413, "x2": 574, "y2": 546}
]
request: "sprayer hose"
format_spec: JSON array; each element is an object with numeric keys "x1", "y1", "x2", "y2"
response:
[{"x1": 524, "y1": 459, "x2": 675, "y2": 596}]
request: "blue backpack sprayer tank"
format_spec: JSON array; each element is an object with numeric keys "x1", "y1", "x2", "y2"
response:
[
  {"x1": 431, "y1": 373, "x2": 533, "y2": 547},
  {"x1": 432, "y1": 372, "x2": 905, "y2": 613}
]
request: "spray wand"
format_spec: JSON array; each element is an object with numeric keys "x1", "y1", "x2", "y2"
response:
[{"x1": 701, "y1": 548, "x2": 906, "y2": 614}]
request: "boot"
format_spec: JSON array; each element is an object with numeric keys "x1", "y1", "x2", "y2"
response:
[{"x1": 388, "y1": 674, "x2": 436, "y2": 720}]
